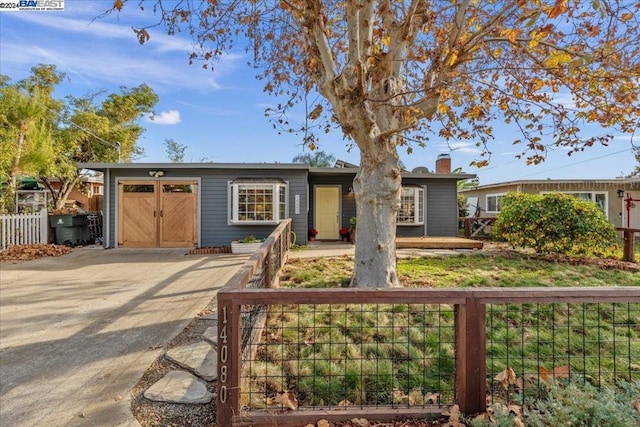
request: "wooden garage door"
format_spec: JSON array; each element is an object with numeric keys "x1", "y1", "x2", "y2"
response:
[
  {"x1": 119, "y1": 183, "x2": 158, "y2": 247},
  {"x1": 119, "y1": 181, "x2": 198, "y2": 248},
  {"x1": 160, "y1": 183, "x2": 197, "y2": 248}
]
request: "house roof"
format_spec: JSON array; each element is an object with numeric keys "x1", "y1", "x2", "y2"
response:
[
  {"x1": 79, "y1": 162, "x2": 476, "y2": 181},
  {"x1": 310, "y1": 167, "x2": 476, "y2": 180},
  {"x1": 79, "y1": 162, "x2": 309, "y2": 171},
  {"x1": 459, "y1": 178, "x2": 640, "y2": 193}
]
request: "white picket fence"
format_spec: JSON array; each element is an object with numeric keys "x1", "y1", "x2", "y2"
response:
[{"x1": 0, "y1": 210, "x2": 49, "y2": 251}]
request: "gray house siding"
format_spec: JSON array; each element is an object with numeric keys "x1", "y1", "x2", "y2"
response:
[
  {"x1": 103, "y1": 167, "x2": 307, "y2": 248},
  {"x1": 199, "y1": 169, "x2": 308, "y2": 247},
  {"x1": 421, "y1": 178, "x2": 459, "y2": 236},
  {"x1": 307, "y1": 173, "x2": 460, "y2": 238}
]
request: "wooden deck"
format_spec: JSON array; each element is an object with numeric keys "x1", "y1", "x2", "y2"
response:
[{"x1": 396, "y1": 236, "x2": 483, "y2": 250}]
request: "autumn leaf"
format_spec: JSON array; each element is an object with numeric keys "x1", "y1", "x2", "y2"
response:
[
  {"x1": 350, "y1": 418, "x2": 370, "y2": 427},
  {"x1": 337, "y1": 399, "x2": 353, "y2": 407},
  {"x1": 443, "y1": 404, "x2": 464, "y2": 427},
  {"x1": 544, "y1": 51, "x2": 573, "y2": 68},
  {"x1": 308, "y1": 104, "x2": 323, "y2": 120},
  {"x1": 132, "y1": 27, "x2": 150, "y2": 45},
  {"x1": 424, "y1": 392, "x2": 440, "y2": 404},
  {"x1": 317, "y1": 420, "x2": 330, "y2": 427},
  {"x1": 274, "y1": 390, "x2": 298, "y2": 410},
  {"x1": 539, "y1": 365, "x2": 570, "y2": 383},
  {"x1": 495, "y1": 367, "x2": 517, "y2": 390},
  {"x1": 392, "y1": 389, "x2": 412, "y2": 405},
  {"x1": 543, "y1": 0, "x2": 568, "y2": 19},
  {"x1": 113, "y1": 0, "x2": 123, "y2": 11}
]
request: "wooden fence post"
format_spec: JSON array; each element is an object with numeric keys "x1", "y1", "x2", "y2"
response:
[
  {"x1": 623, "y1": 229, "x2": 635, "y2": 262},
  {"x1": 217, "y1": 293, "x2": 241, "y2": 424},
  {"x1": 464, "y1": 218, "x2": 472, "y2": 239},
  {"x1": 455, "y1": 299, "x2": 486, "y2": 415}
]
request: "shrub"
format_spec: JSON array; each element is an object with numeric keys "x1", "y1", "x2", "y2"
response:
[
  {"x1": 525, "y1": 380, "x2": 640, "y2": 427},
  {"x1": 491, "y1": 192, "x2": 619, "y2": 257},
  {"x1": 471, "y1": 381, "x2": 640, "y2": 427}
]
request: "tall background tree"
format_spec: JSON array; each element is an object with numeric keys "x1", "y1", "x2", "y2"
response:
[
  {"x1": 113, "y1": 0, "x2": 640, "y2": 287},
  {"x1": 1, "y1": 64, "x2": 158, "y2": 211},
  {"x1": 292, "y1": 150, "x2": 336, "y2": 167},
  {"x1": 164, "y1": 138, "x2": 188, "y2": 163}
]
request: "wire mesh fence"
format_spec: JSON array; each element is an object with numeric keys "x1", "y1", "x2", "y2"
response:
[
  {"x1": 486, "y1": 302, "x2": 640, "y2": 406},
  {"x1": 232, "y1": 298, "x2": 639, "y2": 419},
  {"x1": 242, "y1": 303, "x2": 457, "y2": 411},
  {"x1": 216, "y1": 226, "x2": 640, "y2": 426}
]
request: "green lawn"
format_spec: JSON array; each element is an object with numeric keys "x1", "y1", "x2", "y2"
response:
[{"x1": 245, "y1": 253, "x2": 639, "y2": 410}]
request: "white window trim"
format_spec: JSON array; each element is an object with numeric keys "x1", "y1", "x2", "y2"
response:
[
  {"x1": 228, "y1": 180, "x2": 289, "y2": 225},
  {"x1": 540, "y1": 191, "x2": 608, "y2": 218},
  {"x1": 397, "y1": 186, "x2": 425, "y2": 225},
  {"x1": 486, "y1": 192, "x2": 507, "y2": 214}
]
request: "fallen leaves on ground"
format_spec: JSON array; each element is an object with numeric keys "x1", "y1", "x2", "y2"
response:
[
  {"x1": 0, "y1": 244, "x2": 72, "y2": 261},
  {"x1": 495, "y1": 367, "x2": 517, "y2": 390},
  {"x1": 271, "y1": 390, "x2": 298, "y2": 410},
  {"x1": 539, "y1": 365, "x2": 570, "y2": 383}
]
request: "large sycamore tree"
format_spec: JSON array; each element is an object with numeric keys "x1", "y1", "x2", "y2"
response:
[{"x1": 113, "y1": 0, "x2": 640, "y2": 287}]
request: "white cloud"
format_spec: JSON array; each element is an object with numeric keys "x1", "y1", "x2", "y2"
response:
[
  {"x1": 146, "y1": 110, "x2": 182, "y2": 125},
  {"x1": 438, "y1": 141, "x2": 482, "y2": 154},
  {"x1": 1, "y1": 7, "x2": 243, "y2": 92}
]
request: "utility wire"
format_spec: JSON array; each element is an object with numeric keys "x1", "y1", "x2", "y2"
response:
[
  {"x1": 44, "y1": 105, "x2": 122, "y2": 162},
  {"x1": 515, "y1": 147, "x2": 633, "y2": 179}
]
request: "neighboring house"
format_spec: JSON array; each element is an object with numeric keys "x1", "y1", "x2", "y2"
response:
[
  {"x1": 44, "y1": 175, "x2": 104, "y2": 211},
  {"x1": 459, "y1": 179, "x2": 640, "y2": 229},
  {"x1": 80, "y1": 156, "x2": 474, "y2": 248}
]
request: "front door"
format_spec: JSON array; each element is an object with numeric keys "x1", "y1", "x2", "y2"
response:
[
  {"x1": 119, "y1": 180, "x2": 198, "y2": 248},
  {"x1": 315, "y1": 186, "x2": 340, "y2": 240}
]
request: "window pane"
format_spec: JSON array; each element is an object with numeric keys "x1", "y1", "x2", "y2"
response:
[
  {"x1": 487, "y1": 195, "x2": 503, "y2": 212},
  {"x1": 417, "y1": 188, "x2": 424, "y2": 223},
  {"x1": 123, "y1": 184, "x2": 154, "y2": 193},
  {"x1": 237, "y1": 184, "x2": 274, "y2": 221},
  {"x1": 279, "y1": 185, "x2": 287, "y2": 219},
  {"x1": 595, "y1": 193, "x2": 606, "y2": 212},
  {"x1": 163, "y1": 184, "x2": 194, "y2": 193},
  {"x1": 398, "y1": 188, "x2": 416, "y2": 223}
]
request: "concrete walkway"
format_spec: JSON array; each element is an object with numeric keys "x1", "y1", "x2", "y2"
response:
[
  {"x1": 290, "y1": 241, "x2": 474, "y2": 259},
  {"x1": 0, "y1": 247, "x2": 247, "y2": 427}
]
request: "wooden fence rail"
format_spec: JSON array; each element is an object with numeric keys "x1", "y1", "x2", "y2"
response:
[
  {"x1": 0, "y1": 209, "x2": 48, "y2": 250},
  {"x1": 216, "y1": 221, "x2": 640, "y2": 426}
]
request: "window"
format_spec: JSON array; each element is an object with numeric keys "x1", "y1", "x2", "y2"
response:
[
  {"x1": 229, "y1": 180, "x2": 288, "y2": 224},
  {"x1": 486, "y1": 193, "x2": 506, "y2": 213},
  {"x1": 397, "y1": 187, "x2": 424, "y2": 225},
  {"x1": 543, "y1": 192, "x2": 608, "y2": 217}
]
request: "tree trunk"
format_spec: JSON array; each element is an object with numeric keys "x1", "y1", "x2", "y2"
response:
[{"x1": 350, "y1": 147, "x2": 401, "y2": 288}]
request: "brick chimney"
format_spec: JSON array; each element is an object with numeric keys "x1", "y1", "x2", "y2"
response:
[{"x1": 435, "y1": 153, "x2": 451, "y2": 174}]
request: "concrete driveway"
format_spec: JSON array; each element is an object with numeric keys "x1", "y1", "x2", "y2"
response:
[{"x1": 0, "y1": 247, "x2": 246, "y2": 426}]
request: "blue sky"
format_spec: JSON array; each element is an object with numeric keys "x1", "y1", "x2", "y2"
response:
[{"x1": 1, "y1": 1, "x2": 637, "y2": 185}]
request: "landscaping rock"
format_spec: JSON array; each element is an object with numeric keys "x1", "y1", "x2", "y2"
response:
[
  {"x1": 143, "y1": 371, "x2": 213, "y2": 404},
  {"x1": 202, "y1": 327, "x2": 218, "y2": 346},
  {"x1": 165, "y1": 341, "x2": 217, "y2": 381}
]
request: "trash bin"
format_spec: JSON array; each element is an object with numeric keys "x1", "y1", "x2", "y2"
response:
[{"x1": 49, "y1": 214, "x2": 89, "y2": 246}]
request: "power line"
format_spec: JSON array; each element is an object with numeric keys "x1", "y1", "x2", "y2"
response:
[{"x1": 515, "y1": 147, "x2": 633, "y2": 179}]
